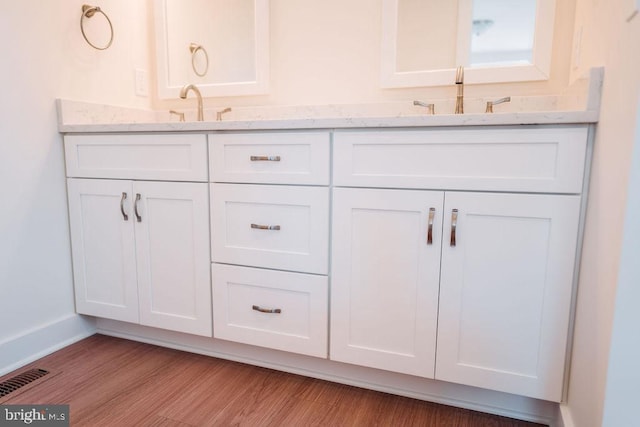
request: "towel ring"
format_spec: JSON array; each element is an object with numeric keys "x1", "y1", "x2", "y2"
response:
[
  {"x1": 80, "y1": 4, "x2": 113, "y2": 50},
  {"x1": 189, "y1": 43, "x2": 209, "y2": 77}
]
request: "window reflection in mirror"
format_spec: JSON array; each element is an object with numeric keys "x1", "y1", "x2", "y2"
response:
[{"x1": 470, "y1": 0, "x2": 537, "y2": 67}]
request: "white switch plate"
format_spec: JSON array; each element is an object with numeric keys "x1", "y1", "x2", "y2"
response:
[{"x1": 135, "y1": 69, "x2": 148, "y2": 97}]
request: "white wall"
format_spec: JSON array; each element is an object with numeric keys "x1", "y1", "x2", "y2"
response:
[
  {"x1": 564, "y1": 2, "x2": 640, "y2": 426},
  {"x1": 0, "y1": 0, "x2": 152, "y2": 373},
  {"x1": 154, "y1": 0, "x2": 577, "y2": 110},
  {"x1": 601, "y1": 97, "x2": 640, "y2": 427}
]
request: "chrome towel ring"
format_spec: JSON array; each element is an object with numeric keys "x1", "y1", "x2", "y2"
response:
[
  {"x1": 80, "y1": 4, "x2": 113, "y2": 50},
  {"x1": 189, "y1": 43, "x2": 209, "y2": 77}
]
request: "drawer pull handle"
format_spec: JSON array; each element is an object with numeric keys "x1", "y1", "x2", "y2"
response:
[
  {"x1": 252, "y1": 305, "x2": 282, "y2": 314},
  {"x1": 450, "y1": 209, "x2": 458, "y2": 247},
  {"x1": 250, "y1": 155, "x2": 281, "y2": 162},
  {"x1": 251, "y1": 223, "x2": 281, "y2": 231},
  {"x1": 134, "y1": 193, "x2": 142, "y2": 222},
  {"x1": 427, "y1": 207, "x2": 435, "y2": 245},
  {"x1": 120, "y1": 192, "x2": 129, "y2": 221}
]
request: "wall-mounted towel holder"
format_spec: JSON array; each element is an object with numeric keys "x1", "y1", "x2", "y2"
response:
[{"x1": 80, "y1": 4, "x2": 113, "y2": 50}]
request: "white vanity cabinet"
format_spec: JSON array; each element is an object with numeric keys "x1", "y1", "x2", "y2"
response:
[
  {"x1": 209, "y1": 132, "x2": 331, "y2": 358},
  {"x1": 64, "y1": 134, "x2": 212, "y2": 337},
  {"x1": 331, "y1": 126, "x2": 588, "y2": 401}
]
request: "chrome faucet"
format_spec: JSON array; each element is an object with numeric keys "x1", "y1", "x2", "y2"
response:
[
  {"x1": 179, "y1": 83, "x2": 204, "y2": 121},
  {"x1": 455, "y1": 66, "x2": 464, "y2": 114}
]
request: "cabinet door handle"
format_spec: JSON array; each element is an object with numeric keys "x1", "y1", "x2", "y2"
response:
[
  {"x1": 120, "y1": 192, "x2": 129, "y2": 221},
  {"x1": 427, "y1": 208, "x2": 435, "y2": 245},
  {"x1": 250, "y1": 155, "x2": 281, "y2": 162},
  {"x1": 251, "y1": 223, "x2": 281, "y2": 231},
  {"x1": 252, "y1": 305, "x2": 282, "y2": 314},
  {"x1": 450, "y1": 209, "x2": 458, "y2": 247},
  {"x1": 134, "y1": 193, "x2": 142, "y2": 222}
]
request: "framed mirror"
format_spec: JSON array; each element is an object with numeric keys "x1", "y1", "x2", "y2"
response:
[
  {"x1": 381, "y1": 0, "x2": 556, "y2": 88},
  {"x1": 154, "y1": 0, "x2": 269, "y2": 99}
]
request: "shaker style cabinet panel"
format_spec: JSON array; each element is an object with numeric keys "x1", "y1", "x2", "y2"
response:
[
  {"x1": 67, "y1": 178, "x2": 139, "y2": 323},
  {"x1": 436, "y1": 192, "x2": 581, "y2": 401},
  {"x1": 211, "y1": 183, "x2": 330, "y2": 274},
  {"x1": 67, "y1": 178, "x2": 212, "y2": 337},
  {"x1": 64, "y1": 134, "x2": 208, "y2": 182},
  {"x1": 135, "y1": 181, "x2": 212, "y2": 337},
  {"x1": 333, "y1": 126, "x2": 588, "y2": 194},
  {"x1": 330, "y1": 188, "x2": 444, "y2": 378},
  {"x1": 212, "y1": 264, "x2": 328, "y2": 358},
  {"x1": 209, "y1": 132, "x2": 331, "y2": 185}
]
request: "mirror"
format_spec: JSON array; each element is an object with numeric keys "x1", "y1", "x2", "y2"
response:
[
  {"x1": 381, "y1": 0, "x2": 556, "y2": 87},
  {"x1": 154, "y1": 0, "x2": 269, "y2": 99}
]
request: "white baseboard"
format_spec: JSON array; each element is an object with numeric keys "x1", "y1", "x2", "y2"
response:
[
  {"x1": 0, "y1": 314, "x2": 96, "y2": 376},
  {"x1": 97, "y1": 319, "x2": 560, "y2": 425},
  {"x1": 557, "y1": 404, "x2": 575, "y2": 427}
]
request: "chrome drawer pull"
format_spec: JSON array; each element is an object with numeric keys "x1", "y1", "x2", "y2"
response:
[
  {"x1": 120, "y1": 192, "x2": 129, "y2": 221},
  {"x1": 134, "y1": 193, "x2": 142, "y2": 222},
  {"x1": 250, "y1": 155, "x2": 281, "y2": 162},
  {"x1": 427, "y1": 207, "x2": 435, "y2": 245},
  {"x1": 251, "y1": 224, "x2": 281, "y2": 231},
  {"x1": 450, "y1": 209, "x2": 458, "y2": 247},
  {"x1": 252, "y1": 305, "x2": 282, "y2": 314}
]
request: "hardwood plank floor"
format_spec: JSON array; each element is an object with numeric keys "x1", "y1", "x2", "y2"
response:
[{"x1": 0, "y1": 335, "x2": 546, "y2": 426}]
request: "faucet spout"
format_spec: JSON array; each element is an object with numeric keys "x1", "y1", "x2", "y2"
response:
[
  {"x1": 455, "y1": 66, "x2": 464, "y2": 114},
  {"x1": 179, "y1": 84, "x2": 204, "y2": 121}
]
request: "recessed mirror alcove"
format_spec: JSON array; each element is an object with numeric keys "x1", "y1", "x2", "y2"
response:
[
  {"x1": 154, "y1": 0, "x2": 269, "y2": 99},
  {"x1": 381, "y1": 0, "x2": 556, "y2": 88}
]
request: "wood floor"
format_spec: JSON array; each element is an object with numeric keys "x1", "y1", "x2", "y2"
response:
[{"x1": 0, "y1": 335, "x2": 545, "y2": 426}]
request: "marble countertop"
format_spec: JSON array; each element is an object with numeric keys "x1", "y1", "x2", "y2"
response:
[{"x1": 57, "y1": 68, "x2": 602, "y2": 133}]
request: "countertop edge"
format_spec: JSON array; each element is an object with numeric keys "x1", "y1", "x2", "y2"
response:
[{"x1": 58, "y1": 111, "x2": 599, "y2": 134}]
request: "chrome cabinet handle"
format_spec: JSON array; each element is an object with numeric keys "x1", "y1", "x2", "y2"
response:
[
  {"x1": 134, "y1": 193, "x2": 142, "y2": 222},
  {"x1": 252, "y1": 305, "x2": 282, "y2": 314},
  {"x1": 250, "y1": 155, "x2": 281, "y2": 162},
  {"x1": 120, "y1": 192, "x2": 129, "y2": 221},
  {"x1": 251, "y1": 224, "x2": 281, "y2": 231},
  {"x1": 427, "y1": 208, "x2": 435, "y2": 245},
  {"x1": 450, "y1": 209, "x2": 458, "y2": 247}
]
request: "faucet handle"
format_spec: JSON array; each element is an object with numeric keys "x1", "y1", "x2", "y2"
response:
[
  {"x1": 413, "y1": 100, "x2": 435, "y2": 115},
  {"x1": 169, "y1": 110, "x2": 185, "y2": 122},
  {"x1": 216, "y1": 107, "x2": 232, "y2": 121},
  {"x1": 485, "y1": 97, "x2": 511, "y2": 113}
]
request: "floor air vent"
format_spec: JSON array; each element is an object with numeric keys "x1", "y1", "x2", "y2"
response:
[{"x1": 0, "y1": 369, "x2": 49, "y2": 398}]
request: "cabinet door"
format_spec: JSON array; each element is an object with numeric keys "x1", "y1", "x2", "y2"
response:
[
  {"x1": 437, "y1": 192, "x2": 581, "y2": 401},
  {"x1": 67, "y1": 179, "x2": 139, "y2": 323},
  {"x1": 330, "y1": 188, "x2": 444, "y2": 378},
  {"x1": 134, "y1": 181, "x2": 212, "y2": 337}
]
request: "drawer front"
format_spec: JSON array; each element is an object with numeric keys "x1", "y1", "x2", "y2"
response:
[
  {"x1": 212, "y1": 264, "x2": 328, "y2": 358},
  {"x1": 64, "y1": 134, "x2": 208, "y2": 181},
  {"x1": 211, "y1": 184, "x2": 329, "y2": 274},
  {"x1": 209, "y1": 132, "x2": 330, "y2": 185},
  {"x1": 333, "y1": 126, "x2": 588, "y2": 193}
]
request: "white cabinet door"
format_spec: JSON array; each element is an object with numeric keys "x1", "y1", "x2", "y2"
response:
[
  {"x1": 330, "y1": 188, "x2": 444, "y2": 378},
  {"x1": 67, "y1": 179, "x2": 139, "y2": 323},
  {"x1": 134, "y1": 181, "x2": 212, "y2": 337},
  {"x1": 436, "y1": 192, "x2": 581, "y2": 401}
]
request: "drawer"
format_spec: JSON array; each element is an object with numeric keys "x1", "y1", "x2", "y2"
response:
[
  {"x1": 212, "y1": 264, "x2": 328, "y2": 358},
  {"x1": 64, "y1": 134, "x2": 208, "y2": 181},
  {"x1": 211, "y1": 184, "x2": 329, "y2": 274},
  {"x1": 209, "y1": 132, "x2": 330, "y2": 185},
  {"x1": 333, "y1": 126, "x2": 588, "y2": 193}
]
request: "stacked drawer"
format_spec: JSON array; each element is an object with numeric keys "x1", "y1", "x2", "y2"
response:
[{"x1": 209, "y1": 132, "x2": 330, "y2": 357}]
